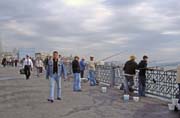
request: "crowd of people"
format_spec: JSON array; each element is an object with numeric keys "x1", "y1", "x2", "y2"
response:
[
  {"x1": 1, "y1": 57, "x2": 19, "y2": 67},
  {"x1": 1, "y1": 51, "x2": 180, "y2": 104}
]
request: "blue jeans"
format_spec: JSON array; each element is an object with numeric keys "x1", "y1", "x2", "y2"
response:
[
  {"x1": 138, "y1": 76, "x2": 146, "y2": 96},
  {"x1": 49, "y1": 74, "x2": 61, "y2": 100},
  {"x1": 178, "y1": 83, "x2": 180, "y2": 103},
  {"x1": 73, "y1": 73, "x2": 81, "y2": 91},
  {"x1": 123, "y1": 75, "x2": 134, "y2": 94},
  {"x1": 89, "y1": 70, "x2": 96, "y2": 86},
  {"x1": 45, "y1": 66, "x2": 49, "y2": 79}
]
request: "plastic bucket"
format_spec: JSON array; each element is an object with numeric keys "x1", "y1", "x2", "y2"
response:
[
  {"x1": 176, "y1": 104, "x2": 180, "y2": 110},
  {"x1": 123, "y1": 94, "x2": 130, "y2": 101},
  {"x1": 168, "y1": 104, "x2": 175, "y2": 111},
  {"x1": 133, "y1": 97, "x2": 140, "y2": 102},
  {"x1": 101, "y1": 87, "x2": 107, "y2": 93},
  {"x1": 172, "y1": 99, "x2": 179, "y2": 105}
]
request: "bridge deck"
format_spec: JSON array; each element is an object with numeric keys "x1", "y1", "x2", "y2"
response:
[{"x1": 0, "y1": 67, "x2": 179, "y2": 118}]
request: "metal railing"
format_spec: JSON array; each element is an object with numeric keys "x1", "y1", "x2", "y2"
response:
[
  {"x1": 65, "y1": 63, "x2": 179, "y2": 99},
  {"x1": 95, "y1": 65, "x2": 179, "y2": 99}
]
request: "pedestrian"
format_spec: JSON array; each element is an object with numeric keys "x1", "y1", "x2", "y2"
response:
[
  {"x1": 35, "y1": 57, "x2": 44, "y2": 77},
  {"x1": 137, "y1": 55, "x2": 148, "y2": 97},
  {"x1": 123, "y1": 55, "x2": 138, "y2": 95},
  {"x1": 177, "y1": 65, "x2": 180, "y2": 103},
  {"x1": 44, "y1": 56, "x2": 50, "y2": 79},
  {"x1": 80, "y1": 57, "x2": 86, "y2": 78},
  {"x1": 15, "y1": 59, "x2": 18, "y2": 67},
  {"x1": 72, "y1": 56, "x2": 82, "y2": 92},
  {"x1": 23, "y1": 55, "x2": 33, "y2": 80},
  {"x1": 47, "y1": 51, "x2": 67, "y2": 103},
  {"x1": 88, "y1": 56, "x2": 97, "y2": 86},
  {"x1": 1, "y1": 57, "x2": 7, "y2": 67},
  {"x1": 59, "y1": 55, "x2": 67, "y2": 81}
]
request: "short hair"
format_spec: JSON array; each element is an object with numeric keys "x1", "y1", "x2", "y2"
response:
[
  {"x1": 53, "y1": 51, "x2": 58, "y2": 54},
  {"x1": 74, "y1": 56, "x2": 79, "y2": 59},
  {"x1": 143, "y1": 55, "x2": 148, "y2": 59}
]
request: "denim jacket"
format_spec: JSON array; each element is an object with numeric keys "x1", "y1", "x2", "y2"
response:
[{"x1": 47, "y1": 59, "x2": 67, "y2": 78}]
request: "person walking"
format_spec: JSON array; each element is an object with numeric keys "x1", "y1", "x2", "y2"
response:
[
  {"x1": 15, "y1": 59, "x2": 18, "y2": 67},
  {"x1": 47, "y1": 51, "x2": 67, "y2": 103},
  {"x1": 23, "y1": 55, "x2": 33, "y2": 80},
  {"x1": 137, "y1": 55, "x2": 148, "y2": 97},
  {"x1": 35, "y1": 57, "x2": 44, "y2": 77},
  {"x1": 1, "y1": 57, "x2": 7, "y2": 67},
  {"x1": 44, "y1": 56, "x2": 50, "y2": 79},
  {"x1": 123, "y1": 55, "x2": 138, "y2": 95},
  {"x1": 72, "y1": 56, "x2": 81, "y2": 92},
  {"x1": 88, "y1": 56, "x2": 97, "y2": 86},
  {"x1": 80, "y1": 57, "x2": 86, "y2": 78},
  {"x1": 59, "y1": 55, "x2": 67, "y2": 81}
]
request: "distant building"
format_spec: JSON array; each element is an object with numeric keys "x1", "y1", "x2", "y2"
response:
[{"x1": 18, "y1": 48, "x2": 36, "y2": 59}]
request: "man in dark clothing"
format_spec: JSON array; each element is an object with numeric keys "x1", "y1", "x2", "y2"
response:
[
  {"x1": 44, "y1": 56, "x2": 50, "y2": 79},
  {"x1": 138, "y1": 55, "x2": 148, "y2": 97},
  {"x1": 72, "y1": 56, "x2": 81, "y2": 92},
  {"x1": 123, "y1": 55, "x2": 138, "y2": 94},
  {"x1": 2, "y1": 58, "x2": 7, "y2": 67}
]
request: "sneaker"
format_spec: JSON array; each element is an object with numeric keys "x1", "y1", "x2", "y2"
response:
[
  {"x1": 47, "y1": 99, "x2": 54, "y2": 103},
  {"x1": 57, "y1": 97, "x2": 62, "y2": 100}
]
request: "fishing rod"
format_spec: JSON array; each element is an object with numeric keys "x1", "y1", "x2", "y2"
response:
[{"x1": 98, "y1": 51, "x2": 129, "y2": 62}]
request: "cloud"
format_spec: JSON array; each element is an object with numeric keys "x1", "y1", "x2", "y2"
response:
[
  {"x1": 161, "y1": 30, "x2": 180, "y2": 35},
  {"x1": 0, "y1": 0, "x2": 180, "y2": 62},
  {"x1": 3, "y1": 20, "x2": 37, "y2": 36}
]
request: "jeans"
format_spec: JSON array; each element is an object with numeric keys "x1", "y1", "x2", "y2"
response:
[
  {"x1": 80, "y1": 70, "x2": 84, "y2": 78},
  {"x1": 45, "y1": 66, "x2": 49, "y2": 79},
  {"x1": 138, "y1": 76, "x2": 146, "y2": 96},
  {"x1": 123, "y1": 75, "x2": 134, "y2": 94},
  {"x1": 73, "y1": 73, "x2": 81, "y2": 91},
  {"x1": 89, "y1": 70, "x2": 96, "y2": 86},
  {"x1": 49, "y1": 74, "x2": 61, "y2": 100},
  {"x1": 178, "y1": 83, "x2": 180, "y2": 103}
]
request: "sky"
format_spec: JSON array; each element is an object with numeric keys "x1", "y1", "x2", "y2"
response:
[{"x1": 0, "y1": 0, "x2": 180, "y2": 63}]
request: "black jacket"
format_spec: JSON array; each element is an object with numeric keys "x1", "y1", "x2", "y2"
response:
[
  {"x1": 72, "y1": 60, "x2": 80, "y2": 73},
  {"x1": 123, "y1": 60, "x2": 138, "y2": 75},
  {"x1": 138, "y1": 60, "x2": 147, "y2": 76}
]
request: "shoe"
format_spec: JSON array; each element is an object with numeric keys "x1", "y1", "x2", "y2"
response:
[
  {"x1": 57, "y1": 97, "x2": 62, "y2": 100},
  {"x1": 47, "y1": 99, "x2": 54, "y2": 103},
  {"x1": 73, "y1": 90, "x2": 82, "y2": 92}
]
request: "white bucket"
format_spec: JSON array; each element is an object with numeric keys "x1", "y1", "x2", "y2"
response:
[
  {"x1": 172, "y1": 99, "x2": 179, "y2": 105},
  {"x1": 168, "y1": 104, "x2": 175, "y2": 111},
  {"x1": 101, "y1": 87, "x2": 107, "y2": 93},
  {"x1": 176, "y1": 104, "x2": 180, "y2": 110},
  {"x1": 81, "y1": 78, "x2": 88, "y2": 81},
  {"x1": 133, "y1": 97, "x2": 140, "y2": 102},
  {"x1": 123, "y1": 94, "x2": 130, "y2": 101}
]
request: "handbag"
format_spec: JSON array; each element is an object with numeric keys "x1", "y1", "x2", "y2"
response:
[{"x1": 20, "y1": 68, "x2": 25, "y2": 74}]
